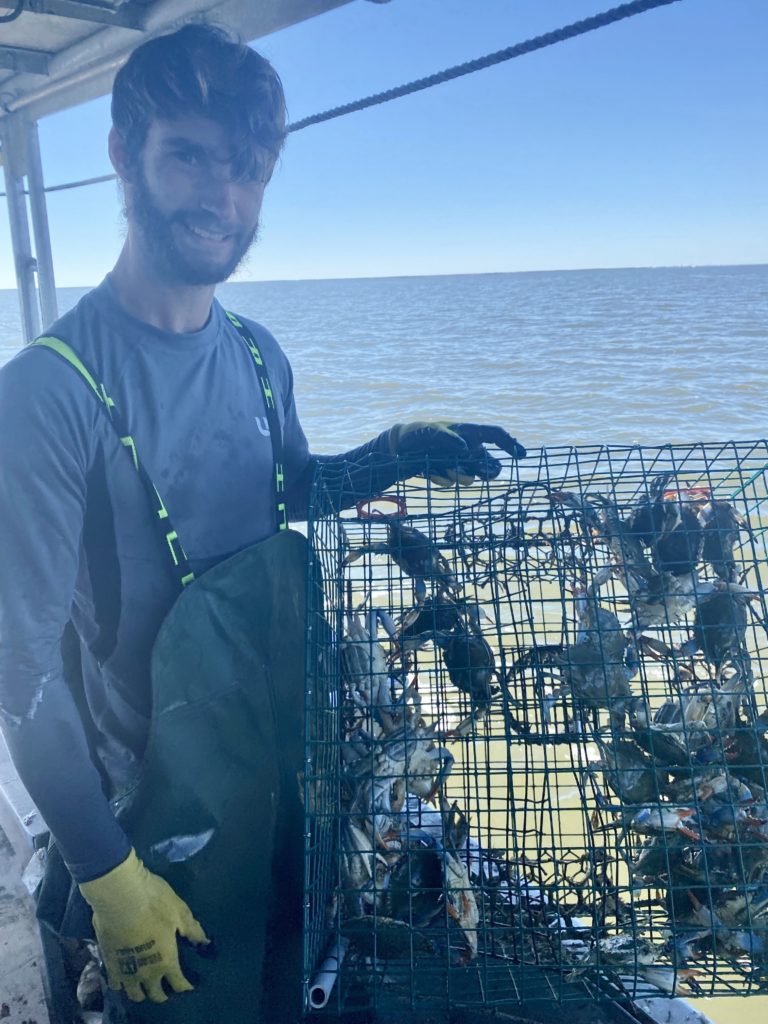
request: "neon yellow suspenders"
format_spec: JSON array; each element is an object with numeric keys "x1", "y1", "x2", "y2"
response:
[
  {"x1": 32, "y1": 314, "x2": 286, "y2": 590},
  {"x1": 32, "y1": 335, "x2": 196, "y2": 588},
  {"x1": 224, "y1": 311, "x2": 287, "y2": 532}
]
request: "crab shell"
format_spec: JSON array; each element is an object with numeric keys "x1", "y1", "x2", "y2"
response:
[{"x1": 443, "y1": 848, "x2": 479, "y2": 958}]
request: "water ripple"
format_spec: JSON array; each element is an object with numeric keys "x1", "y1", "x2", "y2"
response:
[{"x1": 1, "y1": 265, "x2": 765, "y2": 452}]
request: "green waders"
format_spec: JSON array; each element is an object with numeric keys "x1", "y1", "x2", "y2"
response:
[
  {"x1": 104, "y1": 529, "x2": 308, "y2": 1024},
  {"x1": 30, "y1": 323, "x2": 308, "y2": 1022}
]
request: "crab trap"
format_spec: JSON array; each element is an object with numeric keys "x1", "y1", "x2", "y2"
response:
[{"x1": 302, "y1": 440, "x2": 768, "y2": 1016}]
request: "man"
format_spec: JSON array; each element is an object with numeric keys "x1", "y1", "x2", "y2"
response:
[{"x1": 0, "y1": 23, "x2": 524, "y2": 1022}]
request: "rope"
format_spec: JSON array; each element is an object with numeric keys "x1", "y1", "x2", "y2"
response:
[
  {"x1": 287, "y1": 0, "x2": 684, "y2": 132},
  {"x1": 0, "y1": 0, "x2": 683, "y2": 197}
]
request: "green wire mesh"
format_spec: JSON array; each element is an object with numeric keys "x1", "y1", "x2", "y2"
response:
[{"x1": 303, "y1": 440, "x2": 768, "y2": 1016}]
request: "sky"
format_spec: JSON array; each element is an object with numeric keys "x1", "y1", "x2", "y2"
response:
[{"x1": 0, "y1": 0, "x2": 767, "y2": 288}]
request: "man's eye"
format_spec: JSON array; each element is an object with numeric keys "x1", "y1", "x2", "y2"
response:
[
  {"x1": 240, "y1": 159, "x2": 271, "y2": 185},
  {"x1": 175, "y1": 150, "x2": 199, "y2": 166}
]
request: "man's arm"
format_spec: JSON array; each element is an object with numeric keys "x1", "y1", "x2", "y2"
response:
[
  {"x1": 0, "y1": 351, "x2": 130, "y2": 881},
  {"x1": 251, "y1": 324, "x2": 523, "y2": 520},
  {"x1": 0, "y1": 349, "x2": 208, "y2": 1003},
  {"x1": 286, "y1": 424, "x2": 527, "y2": 519},
  {"x1": 286, "y1": 431, "x2": 400, "y2": 520}
]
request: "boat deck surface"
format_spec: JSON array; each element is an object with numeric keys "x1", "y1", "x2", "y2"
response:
[
  {"x1": 0, "y1": 734, "x2": 49, "y2": 1022},
  {"x1": 0, "y1": 823, "x2": 49, "y2": 1024}
]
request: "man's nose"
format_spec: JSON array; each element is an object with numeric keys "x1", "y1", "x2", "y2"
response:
[{"x1": 198, "y1": 168, "x2": 237, "y2": 220}]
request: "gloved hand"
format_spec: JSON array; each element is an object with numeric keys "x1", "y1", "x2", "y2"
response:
[
  {"x1": 387, "y1": 421, "x2": 526, "y2": 486},
  {"x1": 79, "y1": 848, "x2": 209, "y2": 1003}
]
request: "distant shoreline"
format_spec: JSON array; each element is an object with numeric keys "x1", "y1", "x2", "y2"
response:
[{"x1": 1, "y1": 262, "x2": 766, "y2": 294}]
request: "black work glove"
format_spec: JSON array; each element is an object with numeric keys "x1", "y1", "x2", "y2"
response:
[{"x1": 386, "y1": 421, "x2": 526, "y2": 486}]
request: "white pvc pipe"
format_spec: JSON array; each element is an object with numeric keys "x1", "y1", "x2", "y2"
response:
[
  {"x1": 24, "y1": 118, "x2": 58, "y2": 330},
  {"x1": 0, "y1": 116, "x2": 40, "y2": 342},
  {"x1": 307, "y1": 937, "x2": 348, "y2": 1010}
]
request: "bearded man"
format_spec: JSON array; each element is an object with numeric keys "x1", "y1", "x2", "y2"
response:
[{"x1": 0, "y1": 23, "x2": 524, "y2": 1023}]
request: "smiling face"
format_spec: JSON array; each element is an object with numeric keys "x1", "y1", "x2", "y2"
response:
[{"x1": 121, "y1": 115, "x2": 274, "y2": 286}]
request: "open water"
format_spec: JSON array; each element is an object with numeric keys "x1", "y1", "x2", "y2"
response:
[{"x1": 0, "y1": 264, "x2": 766, "y2": 451}]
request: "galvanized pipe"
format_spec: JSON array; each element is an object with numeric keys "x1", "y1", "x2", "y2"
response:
[
  {"x1": 24, "y1": 117, "x2": 58, "y2": 330},
  {"x1": 0, "y1": 117, "x2": 41, "y2": 342}
]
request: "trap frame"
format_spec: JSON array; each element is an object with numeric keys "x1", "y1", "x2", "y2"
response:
[{"x1": 302, "y1": 440, "x2": 768, "y2": 1016}]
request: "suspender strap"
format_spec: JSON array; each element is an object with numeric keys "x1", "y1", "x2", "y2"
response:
[
  {"x1": 225, "y1": 311, "x2": 288, "y2": 532},
  {"x1": 32, "y1": 335, "x2": 197, "y2": 589},
  {"x1": 32, "y1": 312, "x2": 287, "y2": 589}
]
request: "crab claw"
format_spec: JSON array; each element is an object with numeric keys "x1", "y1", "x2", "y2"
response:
[
  {"x1": 548, "y1": 490, "x2": 572, "y2": 504},
  {"x1": 632, "y1": 806, "x2": 701, "y2": 841},
  {"x1": 639, "y1": 966, "x2": 703, "y2": 996},
  {"x1": 448, "y1": 705, "x2": 489, "y2": 738}
]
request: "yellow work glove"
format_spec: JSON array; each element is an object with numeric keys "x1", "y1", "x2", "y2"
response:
[
  {"x1": 387, "y1": 421, "x2": 526, "y2": 487},
  {"x1": 79, "y1": 848, "x2": 209, "y2": 1003}
]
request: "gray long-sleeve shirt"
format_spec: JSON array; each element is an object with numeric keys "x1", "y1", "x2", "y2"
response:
[{"x1": 0, "y1": 280, "x2": 320, "y2": 881}]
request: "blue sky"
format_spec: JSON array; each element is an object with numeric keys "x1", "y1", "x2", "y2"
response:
[{"x1": 1, "y1": 0, "x2": 766, "y2": 287}]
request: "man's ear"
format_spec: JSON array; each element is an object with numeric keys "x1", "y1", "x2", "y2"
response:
[{"x1": 108, "y1": 126, "x2": 135, "y2": 184}]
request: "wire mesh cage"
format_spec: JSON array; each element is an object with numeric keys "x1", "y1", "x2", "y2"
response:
[{"x1": 302, "y1": 440, "x2": 768, "y2": 1016}]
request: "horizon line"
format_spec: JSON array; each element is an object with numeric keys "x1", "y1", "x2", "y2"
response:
[{"x1": 0, "y1": 261, "x2": 766, "y2": 293}]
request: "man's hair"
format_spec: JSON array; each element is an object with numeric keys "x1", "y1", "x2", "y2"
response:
[{"x1": 111, "y1": 23, "x2": 287, "y2": 179}]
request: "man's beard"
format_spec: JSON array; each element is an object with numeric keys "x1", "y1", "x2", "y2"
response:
[{"x1": 129, "y1": 167, "x2": 258, "y2": 286}]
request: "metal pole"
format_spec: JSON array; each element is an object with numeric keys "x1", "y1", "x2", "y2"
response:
[
  {"x1": 25, "y1": 118, "x2": 58, "y2": 330},
  {"x1": 0, "y1": 117, "x2": 40, "y2": 342}
]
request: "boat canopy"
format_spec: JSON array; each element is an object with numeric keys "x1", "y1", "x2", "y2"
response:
[{"x1": 0, "y1": 0, "x2": 390, "y2": 340}]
